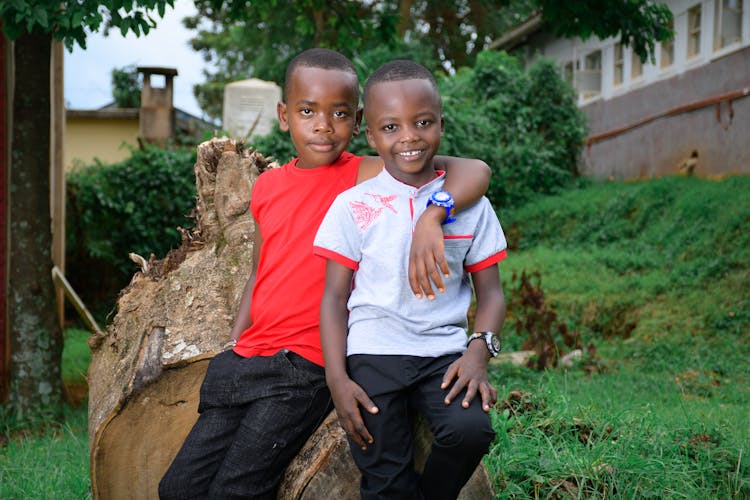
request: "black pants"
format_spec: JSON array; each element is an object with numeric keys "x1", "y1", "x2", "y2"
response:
[
  {"x1": 347, "y1": 354, "x2": 495, "y2": 500},
  {"x1": 159, "y1": 349, "x2": 331, "y2": 500}
]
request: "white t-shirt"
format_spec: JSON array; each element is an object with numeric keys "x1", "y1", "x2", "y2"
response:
[{"x1": 314, "y1": 169, "x2": 507, "y2": 357}]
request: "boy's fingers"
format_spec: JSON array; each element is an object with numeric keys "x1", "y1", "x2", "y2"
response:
[
  {"x1": 341, "y1": 412, "x2": 372, "y2": 449},
  {"x1": 427, "y1": 263, "x2": 445, "y2": 294},
  {"x1": 444, "y1": 378, "x2": 466, "y2": 404},
  {"x1": 417, "y1": 271, "x2": 436, "y2": 300},
  {"x1": 479, "y1": 385, "x2": 492, "y2": 412},
  {"x1": 461, "y1": 381, "x2": 478, "y2": 409},
  {"x1": 440, "y1": 362, "x2": 458, "y2": 389},
  {"x1": 351, "y1": 419, "x2": 374, "y2": 449},
  {"x1": 356, "y1": 393, "x2": 379, "y2": 415},
  {"x1": 408, "y1": 258, "x2": 425, "y2": 297},
  {"x1": 435, "y1": 252, "x2": 450, "y2": 279}
]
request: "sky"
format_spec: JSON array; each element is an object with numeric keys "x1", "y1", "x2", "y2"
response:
[{"x1": 64, "y1": 0, "x2": 206, "y2": 118}]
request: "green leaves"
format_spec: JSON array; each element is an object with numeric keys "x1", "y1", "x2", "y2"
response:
[
  {"x1": 538, "y1": 0, "x2": 674, "y2": 64},
  {"x1": 439, "y1": 50, "x2": 587, "y2": 209},
  {"x1": 66, "y1": 145, "x2": 197, "y2": 276},
  {"x1": 111, "y1": 65, "x2": 142, "y2": 108},
  {"x1": 0, "y1": 0, "x2": 171, "y2": 50}
]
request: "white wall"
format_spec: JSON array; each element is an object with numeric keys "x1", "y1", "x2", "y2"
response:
[{"x1": 523, "y1": 0, "x2": 750, "y2": 106}]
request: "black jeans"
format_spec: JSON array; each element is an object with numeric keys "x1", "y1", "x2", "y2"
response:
[
  {"x1": 159, "y1": 349, "x2": 331, "y2": 500},
  {"x1": 347, "y1": 354, "x2": 495, "y2": 500}
]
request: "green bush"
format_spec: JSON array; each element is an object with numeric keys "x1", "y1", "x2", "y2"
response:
[
  {"x1": 439, "y1": 50, "x2": 588, "y2": 208},
  {"x1": 66, "y1": 145, "x2": 197, "y2": 320}
]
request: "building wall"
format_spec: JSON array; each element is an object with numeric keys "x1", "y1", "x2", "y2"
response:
[
  {"x1": 516, "y1": 0, "x2": 750, "y2": 178},
  {"x1": 65, "y1": 116, "x2": 139, "y2": 170},
  {"x1": 582, "y1": 47, "x2": 749, "y2": 179}
]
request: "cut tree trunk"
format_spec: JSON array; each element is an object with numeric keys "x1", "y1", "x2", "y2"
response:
[{"x1": 88, "y1": 138, "x2": 495, "y2": 499}]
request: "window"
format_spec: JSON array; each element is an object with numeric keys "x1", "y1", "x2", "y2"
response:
[
  {"x1": 714, "y1": 0, "x2": 743, "y2": 50},
  {"x1": 579, "y1": 50, "x2": 602, "y2": 99},
  {"x1": 660, "y1": 20, "x2": 675, "y2": 68},
  {"x1": 688, "y1": 4, "x2": 702, "y2": 58},
  {"x1": 613, "y1": 43, "x2": 624, "y2": 85},
  {"x1": 631, "y1": 49, "x2": 643, "y2": 79}
]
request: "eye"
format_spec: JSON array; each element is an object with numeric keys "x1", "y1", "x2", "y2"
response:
[
  {"x1": 299, "y1": 108, "x2": 313, "y2": 116},
  {"x1": 333, "y1": 110, "x2": 349, "y2": 119},
  {"x1": 382, "y1": 124, "x2": 396, "y2": 132},
  {"x1": 416, "y1": 119, "x2": 431, "y2": 128}
]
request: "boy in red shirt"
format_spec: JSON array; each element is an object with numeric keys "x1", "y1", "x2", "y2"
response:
[{"x1": 159, "y1": 48, "x2": 491, "y2": 499}]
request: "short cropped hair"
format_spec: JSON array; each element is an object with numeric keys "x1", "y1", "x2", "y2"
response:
[
  {"x1": 284, "y1": 48, "x2": 359, "y2": 99},
  {"x1": 363, "y1": 60, "x2": 439, "y2": 108}
]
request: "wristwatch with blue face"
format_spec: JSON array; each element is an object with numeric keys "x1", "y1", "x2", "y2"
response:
[
  {"x1": 426, "y1": 190, "x2": 456, "y2": 224},
  {"x1": 467, "y1": 331, "x2": 502, "y2": 357}
]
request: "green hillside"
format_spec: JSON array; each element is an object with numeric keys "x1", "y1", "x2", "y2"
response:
[{"x1": 488, "y1": 174, "x2": 750, "y2": 498}]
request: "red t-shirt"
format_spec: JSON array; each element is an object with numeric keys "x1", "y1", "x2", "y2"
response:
[{"x1": 234, "y1": 152, "x2": 361, "y2": 366}]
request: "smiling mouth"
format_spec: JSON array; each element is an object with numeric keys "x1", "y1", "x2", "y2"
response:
[{"x1": 397, "y1": 149, "x2": 425, "y2": 160}]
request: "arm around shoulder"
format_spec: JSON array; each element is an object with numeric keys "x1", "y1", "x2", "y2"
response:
[{"x1": 433, "y1": 156, "x2": 491, "y2": 212}]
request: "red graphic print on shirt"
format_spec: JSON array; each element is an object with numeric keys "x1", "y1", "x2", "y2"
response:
[
  {"x1": 366, "y1": 194, "x2": 398, "y2": 213},
  {"x1": 350, "y1": 194, "x2": 399, "y2": 230}
]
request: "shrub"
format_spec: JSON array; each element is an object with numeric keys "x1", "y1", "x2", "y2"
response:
[
  {"x1": 66, "y1": 145, "x2": 197, "y2": 320},
  {"x1": 439, "y1": 50, "x2": 588, "y2": 208}
]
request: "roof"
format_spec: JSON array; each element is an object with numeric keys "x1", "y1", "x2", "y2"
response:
[
  {"x1": 488, "y1": 11, "x2": 543, "y2": 52},
  {"x1": 137, "y1": 66, "x2": 178, "y2": 77},
  {"x1": 66, "y1": 108, "x2": 139, "y2": 119},
  {"x1": 65, "y1": 103, "x2": 217, "y2": 137}
]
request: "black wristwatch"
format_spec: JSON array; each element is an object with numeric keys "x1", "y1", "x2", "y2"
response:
[{"x1": 467, "y1": 331, "x2": 502, "y2": 357}]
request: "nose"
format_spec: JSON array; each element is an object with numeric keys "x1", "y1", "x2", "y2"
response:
[
  {"x1": 313, "y1": 114, "x2": 333, "y2": 134},
  {"x1": 399, "y1": 127, "x2": 418, "y2": 143}
]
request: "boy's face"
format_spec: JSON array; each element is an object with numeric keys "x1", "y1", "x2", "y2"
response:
[
  {"x1": 277, "y1": 66, "x2": 361, "y2": 169},
  {"x1": 365, "y1": 79, "x2": 444, "y2": 186}
]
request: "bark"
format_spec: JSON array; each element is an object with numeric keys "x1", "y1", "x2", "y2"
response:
[
  {"x1": 88, "y1": 138, "x2": 267, "y2": 498},
  {"x1": 7, "y1": 32, "x2": 64, "y2": 423},
  {"x1": 396, "y1": 0, "x2": 415, "y2": 38}
]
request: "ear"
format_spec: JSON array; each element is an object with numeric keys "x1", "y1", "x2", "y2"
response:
[
  {"x1": 365, "y1": 126, "x2": 376, "y2": 149},
  {"x1": 277, "y1": 101, "x2": 289, "y2": 132},
  {"x1": 353, "y1": 107, "x2": 363, "y2": 136}
]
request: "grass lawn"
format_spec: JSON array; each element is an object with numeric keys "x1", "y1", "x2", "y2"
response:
[{"x1": 1, "y1": 175, "x2": 748, "y2": 499}]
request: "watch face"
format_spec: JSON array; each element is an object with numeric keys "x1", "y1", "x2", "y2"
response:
[
  {"x1": 433, "y1": 191, "x2": 451, "y2": 203},
  {"x1": 489, "y1": 334, "x2": 502, "y2": 353}
]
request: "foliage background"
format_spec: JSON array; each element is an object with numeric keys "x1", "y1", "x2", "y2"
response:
[{"x1": 65, "y1": 145, "x2": 197, "y2": 321}]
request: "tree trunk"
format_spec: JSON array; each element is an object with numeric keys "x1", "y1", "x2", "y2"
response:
[
  {"x1": 396, "y1": 0, "x2": 415, "y2": 38},
  {"x1": 88, "y1": 138, "x2": 264, "y2": 498},
  {"x1": 277, "y1": 411, "x2": 494, "y2": 499},
  {"x1": 88, "y1": 138, "x2": 494, "y2": 499},
  {"x1": 7, "y1": 32, "x2": 63, "y2": 423}
]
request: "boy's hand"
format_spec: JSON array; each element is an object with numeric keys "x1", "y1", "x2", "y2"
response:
[
  {"x1": 441, "y1": 342, "x2": 497, "y2": 412},
  {"x1": 409, "y1": 206, "x2": 450, "y2": 300},
  {"x1": 328, "y1": 375, "x2": 379, "y2": 450}
]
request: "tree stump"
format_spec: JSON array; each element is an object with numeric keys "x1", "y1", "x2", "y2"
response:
[{"x1": 88, "y1": 138, "x2": 495, "y2": 499}]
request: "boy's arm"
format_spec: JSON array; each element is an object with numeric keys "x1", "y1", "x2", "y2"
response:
[
  {"x1": 411, "y1": 157, "x2": 491, "y2": 300},
  {"x1": 441, "y1": 264, "x2": 505, "y2": 412},
  {"x1": 320, "y1": 260, "x2": 379, "y2": 450},
  {"x1": 229, "y1": 227, "x2": 263, "y2": 343}
]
